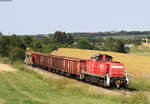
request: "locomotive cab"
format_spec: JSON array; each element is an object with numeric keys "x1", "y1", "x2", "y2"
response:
[
  {"x1": 86, "y1": 54, "x2": 129, "y2": 88},
  {"x1": 91, "y1": 54, "x2": 113, "y2": 61}
]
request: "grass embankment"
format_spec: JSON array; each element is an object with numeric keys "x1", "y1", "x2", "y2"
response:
[
  {"x1": 0, "y1": 59, "x2": 149, "y2": 104},
  {"x1": 130, "y1": 43, "x2": 150, "y2": 57},
  {"x1": 130, "y1": 52, "x2": 150, "y2": 57},
  {"x1": 52, "y1": 48, "x2": 150, "y2": 91}
]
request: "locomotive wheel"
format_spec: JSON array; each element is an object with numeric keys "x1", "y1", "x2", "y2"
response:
[
  {"x1": 85, "y1": 75, "x2": 90, "y2": 83},
  {"x1": 98, "y1": 78, "x2": 104, "y2": 86}
]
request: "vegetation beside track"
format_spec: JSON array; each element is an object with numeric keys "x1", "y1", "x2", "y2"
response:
[{"x1": 0, "y1": 58, "x2": 150, "y2": 104}]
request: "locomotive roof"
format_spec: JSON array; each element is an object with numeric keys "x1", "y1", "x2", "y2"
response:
[{"x1": 92, "y1": 54, "x2": 113, "y2": 57}]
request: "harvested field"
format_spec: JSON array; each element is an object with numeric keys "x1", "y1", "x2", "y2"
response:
[{"x1": 0, "y1": 64, "x2": 17, "y2": 72}]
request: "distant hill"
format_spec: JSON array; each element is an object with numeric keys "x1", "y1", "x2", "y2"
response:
[
  {"x1": 30, "y1": 31, "x2": 150, "y2": 38},
  {"x1": 71, "y1": 31, "x2": 150, "y2": 37}
]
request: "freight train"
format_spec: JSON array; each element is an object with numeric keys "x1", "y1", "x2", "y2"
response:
[{"x1": 25, "y1": 52, "x2": 129, "y2": 88}]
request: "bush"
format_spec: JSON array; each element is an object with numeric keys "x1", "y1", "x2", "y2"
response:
[
  {"x1": 104, "y1": 38, "x2": 127, "y2": 53},
  {"x1": 0, "y1": 35, "x2": 26, "y2": 62},
  {"x1": 113, "y1": 40, "x2": 126, "y2": 53},
  {"x1": 77, "y1": 39, "x2": 93, "y2": 49},
  {"x1": 9, "y1": 48, "x2": 25, "y2": 61}
]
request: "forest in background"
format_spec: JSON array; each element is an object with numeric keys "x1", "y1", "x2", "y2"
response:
[{"x1": 0, "y1": 31, "x2": 150, "y2": 62}]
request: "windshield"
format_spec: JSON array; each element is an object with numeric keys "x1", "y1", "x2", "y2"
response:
[
  {"x1": 95, "y1": 55, "x2": 102, "y2": 61},
  {"x1": 106, "y1": 56, "x2": 112, "y2": 61}
]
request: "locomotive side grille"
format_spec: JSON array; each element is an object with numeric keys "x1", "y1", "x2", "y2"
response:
[{"x1": 110, "y1": 63, "x2": 125, "y2": 77}]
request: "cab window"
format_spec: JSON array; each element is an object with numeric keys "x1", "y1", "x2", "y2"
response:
[
  {"x1": 95, "y1": 55, "x2": 102, "y2": 61},
  {"x1": 106, "y1": 56, "x2": 112, "y2": 61}
]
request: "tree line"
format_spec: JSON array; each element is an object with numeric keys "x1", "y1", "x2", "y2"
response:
[
  {"x1": 71, "y1": 31, "x2": 150, "y2": 37},
  {"x1": 0, "y1": 31, "x2": 144, "y2": 62}
]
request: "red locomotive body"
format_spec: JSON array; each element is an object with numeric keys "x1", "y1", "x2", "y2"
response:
[
  {"x1": 31, "y1": 52, "x2": 129, "y2": 88},
  {"x1": 85, "y1": 54, "x2": 128, "y2": 87}
]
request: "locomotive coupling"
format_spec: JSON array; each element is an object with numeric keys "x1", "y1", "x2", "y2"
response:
[{"x1": 115, "y1": 80, "x2": 122, "y2": 88}]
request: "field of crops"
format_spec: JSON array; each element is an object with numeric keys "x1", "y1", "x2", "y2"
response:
[
  {"x1": 52, "y1": 48, "x2": 150, "y2": 76},
  {"x1": 131, "y1": 52, "x2": 150, "y2": 57},
  {"x1": 100, "y1": 34, "x2": 150, "y2": 39}
]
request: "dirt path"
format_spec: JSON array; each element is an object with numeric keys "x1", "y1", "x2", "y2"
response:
[
  {"x1": 0, "y1": 64, "x2": 17, "y2": 72},
  {"x1": 0, "y1": 99, "x2": 5, "y2": 104}
]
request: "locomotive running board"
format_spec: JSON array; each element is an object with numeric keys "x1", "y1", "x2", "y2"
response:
[{"x1": 82, "y1": 72, "x2": 105, "y2": 78}]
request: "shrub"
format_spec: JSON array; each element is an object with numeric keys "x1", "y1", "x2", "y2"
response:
[
  {"x1": 77, "y1": 39, "x2": 92, "y2": 49},
  {"x1": 9, "y1": 48, "x2": 25, "y2": 62}
]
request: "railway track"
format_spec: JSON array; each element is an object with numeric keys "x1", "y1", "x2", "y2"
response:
[{"x1": 25, "y1": 64, "x2": 134, "y2": 96}]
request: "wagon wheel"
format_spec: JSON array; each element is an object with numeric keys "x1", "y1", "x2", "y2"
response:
[
  {"x1": 85, "y1": 75, "x2": 90, "y2": 83},
  {"x1": 98, "y1": 79, "x2": 104, "y2": 86}
]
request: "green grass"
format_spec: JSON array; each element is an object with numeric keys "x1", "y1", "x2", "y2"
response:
[
  {"x1": 130, "y1": 47, "x2": 150, "y2": 53},
  {"x1": 130, "y1": 52, "x2": 150, "y2": 57},
  {"x1": 0, "y1": 61, "x2": 150, "y2": 104},
  {"x1": 129, "y1": 45, "x2": 150, "y2": 57},
  {"x1": 99, "y1": 34, "x2": 150, "y2": 39}
]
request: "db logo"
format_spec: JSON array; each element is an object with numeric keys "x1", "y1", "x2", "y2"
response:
[{"x1": 99, "y1": 64, "x2": 104, "y2": 69}]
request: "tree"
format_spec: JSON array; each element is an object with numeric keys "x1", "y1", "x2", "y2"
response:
[
  {"x1": 0, "y1": 32, "x2": 3, "y2": 36},
  {"x1": 113, "y1": 40, "x2": 126, "y2": 53},
  {"x1": 31, "y1": 39, "x2": 42, "y2": 52},
  {"x1": 54, "y1": 31, "x2": 67, "y2": 43},
  {"x1": 10, "y1": 35, "x2": 26, "y2": 50},
  {"x1": 22, "y1": 35, "x2": 33, "y2": 47},
  {"x1": 133, "y1": 39, "x2": 142, "y2": 46},
  {"x1": 147, "y1": 36, "x2": 150, "y2": 39},
  {"x1": 103, "y1": 38, "x2": 127, "y2": 53},
  {"x1": 77, "y1": 39, "x2": 92, "y2": 49},
  {"x1": 9, "y1": 47, "x2": 25, "y2": 61},
  {"x1": 0, "y1": 35, "x2": 26, "y2": 61},
  {"x1": 104, "y1": 37, "x2": 115, "y2": 51},
  {"x1": 0, "y1": 36, "x2": 10, "y2": 57},
  {"x1": 39, "y1": 44, "x2": 58, "y2": 53},
  {"x1": 67, "y1": 34, "x2": 74, "y2": 44}
]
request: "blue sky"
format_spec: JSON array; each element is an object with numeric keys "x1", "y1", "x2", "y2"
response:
[{"x1": 0, "y1": 0, "x2": 149, "y2": 34}]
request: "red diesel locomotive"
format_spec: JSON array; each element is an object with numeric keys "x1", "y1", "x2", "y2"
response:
[{"x1": 30, "y1": 52, "x2": 129, "y2": 88}]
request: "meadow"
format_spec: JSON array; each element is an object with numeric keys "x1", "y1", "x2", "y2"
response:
[
  {"x1": 100, "y1": 34, "x2": 150, "y2": 39},
  {"x1": 130, "y1": 52, "x2": 150, "y2": 57}
]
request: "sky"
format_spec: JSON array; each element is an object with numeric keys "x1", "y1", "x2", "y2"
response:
[{"x1": 0, "y1": 0, "x2": 150, "y2": 35}]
